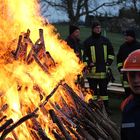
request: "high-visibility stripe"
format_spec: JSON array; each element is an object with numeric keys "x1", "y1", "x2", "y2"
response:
[
  {"x1": 90, "y1": 46, "x2": 96, "y2": 63},
  {"x1": 92, "y1": 95, "x2": 98, "y2": 100},
  {"x1": 86, "y1": 71, "x2": 106, "y2": 79},
  {"x1": 117, "y1": 62, "x2": 123, "y2": 68},
  {"x1": 117, "y1": 63, "x2": 123, "y2": 68},
  {"x1": 122, "y1": 123, "x2": 135, "y2": 128},
  {"x1": 103, "y1": 45, "x2": 107, "y2": 62},
  {"x1": 99, "y1": 96, "x2": 109, "y2": 100},
  {"x1": 92, "y1": 67, "x2": 96, "y2": 73},
  {"x1": 81, "y1": 50, "x2": 84, "y2": 56},
  {"x1": 108, "y1": 55, "x2": 114, "y2": 60},
  {"x1": 123, "y1": 81, "x2": 129, "y2": 88}
]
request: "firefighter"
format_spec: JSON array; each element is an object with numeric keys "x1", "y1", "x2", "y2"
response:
[
  {"x1": 65, "y1": 24, "x2": 83, "y2": 61},
  {"x1": 117, "y1": 29, "x2": 140, "y2": 98},
  {"x1": 83, "y1": 21, "x2": 115, "y2": 113},
  {"x1": 66, "y1": 25, "x2": 84, "y2": 87},
  {"x1": 121, "y1": 49, "x2": 140, "y2": 140}
]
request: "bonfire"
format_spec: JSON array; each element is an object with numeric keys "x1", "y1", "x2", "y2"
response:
[{"x1": 0, "y1": 0, "x2": 120, "y2": 140}]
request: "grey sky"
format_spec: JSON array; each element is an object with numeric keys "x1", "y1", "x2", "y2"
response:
[{"x1": 40, "y1": 0, "x2": 120, "y2": 23}]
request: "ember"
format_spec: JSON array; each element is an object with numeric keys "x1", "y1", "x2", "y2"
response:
[{"x1": 0, "y1": 0, "x2": 120, "y2": 140}]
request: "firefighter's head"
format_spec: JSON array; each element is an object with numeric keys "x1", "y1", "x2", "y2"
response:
[
  {"x1": 92, "y1": 21, "x2": 101, "y2": 35},
  {"x1": 124, "y1": 29, "x2": 136, "y2": 44},
  {"x1": 121, "y1": 49, "x2": 140, "y2": 94},
  {"x1": 69, "y1": 25, "x2": 80, "y2": 39}
]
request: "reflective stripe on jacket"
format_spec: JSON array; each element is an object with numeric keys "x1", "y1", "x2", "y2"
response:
[{"x1": 83, "y1": 35, "x2": 114, "y2": 79}]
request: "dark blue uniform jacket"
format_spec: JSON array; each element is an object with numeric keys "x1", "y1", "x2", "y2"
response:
[{"x1": 121, "y1": 95, "x2": 140, "y2": 140}]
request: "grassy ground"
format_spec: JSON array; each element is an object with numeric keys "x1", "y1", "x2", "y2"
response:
[{"x1": 54, "y1": 24, "x2": 125, "y2": 126}]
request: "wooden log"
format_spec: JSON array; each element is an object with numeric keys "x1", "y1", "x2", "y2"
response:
[
  {"x1": 12, "y1": 29, "x2": 30, "y2": 61},
  {"x1": 52, "y1": 130, "x2": 64, "y2": 140},
  {"x1": 0, "y1": 119, "x2": 13, "y2": 133},
  {"x1": 66, "y1": 125, "x2": 83, "y2": 140},
  {"x1": 49, "y1": 109, "x2": 72, "y2": 140},
  {"x1": 31, "y1": 116, "x2": 50, "y2": 140},
  {"x1": 11, "y1": 130, "x2": 19, "y2": 140},
  {"x1": 0, "y1": 104, "x2": 8, "y2": 113},
  {"x1": 62, "y1": 83, "x2": 120, "y2": 140},
  {"x1": 33, "y1": 53, "x2": 50, "y2": 74},
  {"x1": 50, "y1": 101, "x2": 88, "y2": 140},
  {"x1": 76, "y1": 125, "x2": 95, "y2": 140},
  {"x1": 49, "y1": 101, "x2": 76, "y2": 128},
  {"x1": 24, "y1": 29, "x2": 30, "y2": 39},
  {"x1": 88, "y1": 99, "x2": 119, "y2": 133},
  {"x1": 95, "y1": 107, "x2": 120, "y2": 133},
  {"x1": 0, "y1": 111, "x2": 38, "y2": 140},
  {"x1": 30, "y1": 129, "x2": 40, "y2": 140},
  {"x1": 26, "y1": 48, "x2": 34, "y2": 64},
  {"x1": 13, "y1": 35, "x2": 22, "y2": 60},
  {"x1": 25, "y1": 37, "x2": 36, "y2": 64},
  {"x1": 39, "y1": 80, "x2": 62, "y2": 108},
  {"x1": 81, "y1": 117, "x2": 108, "y2": 140},
  {"x1": 45, "y1": 51, "x2": 56, "y2": 67},
  {"x1": 84, "y1": 125, "x2": 101, "y2": 140},
  {"x1": 0, "y1": 116, "x2": 7, "y2": 123},
  {"x1": 39, "y1": 29, "x2": 45, "y2": 51},
  {"x1": 24, "y1": 29, "x2": 56, "y2": 70},
  {"x1": 25, "y1": 37, "x2": 41, "y2": 64},
  {"x1": 33, "y1": 80, "x2": 62, "y2": 114},
  {"x1": 59, "y1": 96, "x2": 77, "y2": 118}
]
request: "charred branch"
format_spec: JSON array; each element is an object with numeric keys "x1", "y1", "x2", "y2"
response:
[
  {"x1": 66, "y1": 125, "x2": 82, "y2": 140},
  {"x1": 0, "y1": 104, "x2": 8, "y2": 113},
  {"x1": 0, "y1": 112, "x2": 38, "y2": 140},
  {"x1": 0, "y1": 116, "x2": 7, "y2": 123},
  {"x1": 49, "y1": 109, "x2": 72, "y2": 140},
  {"x1": 12, "y1": 35, "x2": 22, "y2": 59},
  {"x1": 33, "y1": 53, "x2": 50, "y2": 74},
  {"x1": 39, "y1": 29, "x2": 45, "y2": 51},
  {"x1": 52, "y1": 130, "x2": 64, "y2": 140},
  {"x1": 39, "y1": 80, "x2": 63, "y2": 108},
  {"x1": 49, "y1": 101, "x2": 76, "y2": 128},
  {"x1": 31, "y1": 116, "x2": 50, "y2": 140},
  {"x1": 32, "y1": 80, "x2": 62, "y2": 114},
  {"x1": 62, "y1": 83, "x2": 120, "y2": 140},
  {"x1": 81, "y1": 117, "x2": 108, "y2": 140},
  {"x1": 76, "y1": 125, "x2": 95, "y2": 140},
  {"x1": 0, "y1": 119, "x2": 13, "y2": 133}
]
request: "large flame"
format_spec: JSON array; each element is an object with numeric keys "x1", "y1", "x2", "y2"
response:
[{"x1": 0, "y1": 0, "x2": 85, "y2": 139}]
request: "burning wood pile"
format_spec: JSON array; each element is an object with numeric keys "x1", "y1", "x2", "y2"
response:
[{"x1": 0, "y1": 28, "x2": 120, "y2": 140}]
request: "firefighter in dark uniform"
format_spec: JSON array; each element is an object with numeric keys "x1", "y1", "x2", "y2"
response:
[
  {"x1": 83, "y1": 21, "x2": 115, "y2": 112},
  {"x1": 121, "y1": 49, "x2": 140, "y2": 140},
  {"x1": 117, "y1": 29, "x2": 140, "y2": 98},
  {"x1": 65, "y1": 25, "x2": 83, "y2": 61},
  {"x1": 66, "y1": 25, "x2": 84, "y2": 86}
]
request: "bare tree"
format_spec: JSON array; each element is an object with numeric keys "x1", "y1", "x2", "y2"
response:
[
  {"x1": 40, "y1": 0, "x2": 123, "y2": 24},
  {"x1": 121, "y1": 0, "x2": 140, "y2": 12}
]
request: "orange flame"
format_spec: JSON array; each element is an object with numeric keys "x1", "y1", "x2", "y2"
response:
[{"x1": 0, "y1": 0, "x2": 85, "y2": 139}]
